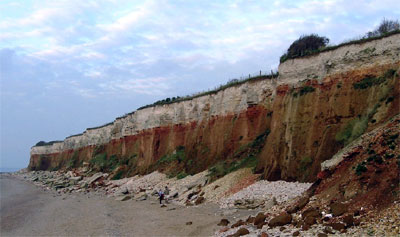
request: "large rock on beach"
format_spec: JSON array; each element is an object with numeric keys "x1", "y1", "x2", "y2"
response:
[
  {"x1": 268, "y1": 212, "x2": 292, "y2": 227},
  {"x1": 217, "y1": 219, "x2": 230, "y2": 226},
  {"x1": 330, "y1": 202, "x2": 348, "y2": 216},
  {"x1": 115, "y1": 195, "x2": 131, "y2": 201}
]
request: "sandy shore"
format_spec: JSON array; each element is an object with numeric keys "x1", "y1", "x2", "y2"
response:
[{"x1": 0, "y1": 173, "x2": 259, "y2": 236}]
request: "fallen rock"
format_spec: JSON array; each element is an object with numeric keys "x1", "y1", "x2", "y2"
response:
[
  {"x1": 115, "y1": 195, "x2": 131, "y2": 201},
  {"x1": 254, "y1": 212, "x2": 267, "y2": 226},
  {"x1": 231, "y1": 219, "x2": 245, "y2": 228},
  {"x1": 195, "y1": 196, "x2": 205, "y2": 205},
  {"x1": 292, "y1": 230, "x2": 300, "y2": 236},
  {"x1": 257, "y1": 222, "x2": 266, "y2": 229},
  {"x1": 135, "y1": 193, "x2": 148, "y2": 201},
  {"x1": 268, "y1": 212, "x2": 292, "y2": 227},
  {"x1": 186, "y1": 221, "x2": 192, "y2": 225},
  {"x1": 218, "y1": 219, "x2": 230, "y2": 226},
  {"x1": 287, "y1": 196, "x2": 310, "y2": 214},
  {"x1": 330, "y1": 202, "x2": 348, "y2": 216},
  {"x1": 304, "y1": 216, "x2": 316, "y2": 225},
  {"x1": 343, "y1": 214, "x2": 354, "y2": 226},
  {"x1": 231, "y1": 228, "x2": 249, "y2": 237},
  {"x1": 260, "y1": 232, "x2": 269, "y2": 237},
  {"x1": 69, "y1": 176, "x2": 82, "y2": 182},
  {"x1": 324, "y1": 226, "x2": 334, "y2": 234},
  {"x1": 246, "y1": 216, "x2": 255, "y2": 224},
  {"x1": 329, "y1": 222, "x2": 345, "y2": 231},
  {"x1": 302, "y1": 207, "x2": 321, "y2": 219},
  {"x1": 87, "y1": 173, "x2": 104, "y2": 185}
]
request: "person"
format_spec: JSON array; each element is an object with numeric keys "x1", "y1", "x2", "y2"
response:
[
  {"x1": 164, "y1": 186, "x2": 170, "y2": 203},
  {"x1": 158, "y1": 189, "x2": 164, "y2": 204},
  {"x1": 164, "y1": 186, "x2": 170, "y2": 196}
]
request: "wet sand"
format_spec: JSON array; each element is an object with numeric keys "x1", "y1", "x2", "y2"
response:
[{"x1": 0, "y1": 174, "x2": 256, "y2": 236}]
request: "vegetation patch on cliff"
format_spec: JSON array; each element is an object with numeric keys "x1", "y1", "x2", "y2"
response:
[
  {"x1": 208, "y1": 129, "x2": 270, "y2": 182},
  {"x1": 353, "y1": 68, "x2": 396, "y2": 90}
]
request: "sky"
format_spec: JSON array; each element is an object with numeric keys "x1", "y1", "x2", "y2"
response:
[{"x1": 0, "y1": 0, "x2": 399, "y2": 170}]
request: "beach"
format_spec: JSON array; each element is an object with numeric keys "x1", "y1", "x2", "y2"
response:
[{"x1": 0, "y1": 173, "x2": 259, "y2": 236}]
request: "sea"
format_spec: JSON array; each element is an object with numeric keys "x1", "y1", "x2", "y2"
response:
[{"x1": 0, "y1": 167, "x2": 21, "y2": 173}]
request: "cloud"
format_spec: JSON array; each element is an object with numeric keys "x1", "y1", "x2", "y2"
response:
[{"x1": 1, "y1": 0, "x2": 400, "y2": 169}]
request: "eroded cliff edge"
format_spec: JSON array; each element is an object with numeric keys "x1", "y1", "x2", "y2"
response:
[{"x1": 29, "y1": 33, "x2": 400, "y2": 182}]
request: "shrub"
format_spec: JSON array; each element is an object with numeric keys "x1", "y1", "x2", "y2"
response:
[
  {"x1": 111, "y1": 170, "x2": 124, "y2": 180},
  {"x1": 299, "y1": 86, "x2": 316, "y2": 96},
  {"x1": 90, "y1": 153, "x2": 119, "y2": 172},
  {"x1": 157, "y1": 146, "x2": 186, "y2": 165},
  {"x1": 353, "y1": 76, "x2": 386, "y2": 89},
  {"x1": 35, "y1": 140, "x2": 62, "y2": 146},
  {"x1": 366, "y1": 18, "x2": 400, "y2": 38},
  {"x1": 355, "y1": 163, "x2": 367, "y2": 175},
  {"x1": 281, "y1": 34, "x2": 329, "y2": 62},
  {"x1": 176, "y1": 171, "x2": 188, "y2": 179}
]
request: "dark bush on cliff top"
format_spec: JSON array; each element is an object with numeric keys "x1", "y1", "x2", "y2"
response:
[
  {"x1": 280, "y1": 34, "x2": 329, "y2": 62},
  {"x1": 366, "y1": 18, "x2": 400, "y2": 38}
]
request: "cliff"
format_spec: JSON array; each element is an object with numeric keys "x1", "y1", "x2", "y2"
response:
[{"x1": 29, "y1": 33, "x2": 400, "y2": 182}]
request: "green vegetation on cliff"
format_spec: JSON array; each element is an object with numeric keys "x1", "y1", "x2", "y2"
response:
[{"x1": 208, "y1": 129, "x2": 270, "y2": 181}]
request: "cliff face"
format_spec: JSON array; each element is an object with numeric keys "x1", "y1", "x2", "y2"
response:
[{"x1": 29, "y1": 33, "x2": 400, "y2": 182}]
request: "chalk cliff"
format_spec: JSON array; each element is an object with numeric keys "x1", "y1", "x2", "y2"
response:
[{"x1": 29, "y1": 33, "x2": 400, "y2": 182}]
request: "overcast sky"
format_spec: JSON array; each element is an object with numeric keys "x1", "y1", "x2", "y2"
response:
[{"x1": 1, "y1": 0, "x2": 399, "y2": 170}]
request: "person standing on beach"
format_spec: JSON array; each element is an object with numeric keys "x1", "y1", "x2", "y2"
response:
[
  {"x1": 158, "y1": 189, "x2": 164, "y2": 204},
  {"x1": 164, "y1": 186, "x2": 170, "y2": 203}
]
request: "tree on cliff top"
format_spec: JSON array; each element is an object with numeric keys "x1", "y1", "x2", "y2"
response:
[
  {"x1": 366, "y1": 18, "x2": 400, "y2": 38},
  {"x1": 280, "y1": 34, "x2": 329, "y2": 62}
]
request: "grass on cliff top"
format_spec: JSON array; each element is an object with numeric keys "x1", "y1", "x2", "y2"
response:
[
  {"x1": 280, "y1": 30, "x2": 400, "y2": 63},
  {"x1": 136, "y1": 71, "x2": 278, "y2": 111}
]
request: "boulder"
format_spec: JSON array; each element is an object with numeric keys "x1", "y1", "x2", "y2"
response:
[
  {"x1": 260, "y1": 232, "x2": 269, "y2": 237},
  {"x1": 135, "y1": 193, "x2": 148, "y2": 201},
  {"x1": 231, "y1": 219, "x2": 245, "y2": 228},
  {"x1": 231, "y1": 228, "x2": 249, "y2": 237},
  {"x1": 268, "y1": 212, "x2": 292, "y2": 227},
  {"x1": 304, "y1": 216, "x2": 316, "y2": 225},
  {"x1": 324, "y1": 226, "x2": 334, "y2": 234},
  {"x1": 115, "y1": 195, "x2": 131, "y2": 201},
  {"x1": 257, "y1": 222, "x2": 266, "y2": 229},
  {"x1": 217, "y1": 219, "x2": 230, "y2": 226},
  {"x1": 329, "y1": 222, "x2": 345, "y2": 231},
  {"x1": 292, "y1": 230, "x2": 300, "y2": 236},
  {"x1": 287, "y1": 196, "x2": 310, "y2": 214},
  {"x1": 87, "y1": 173, "x2": 104, "y2": 185},
  {"x1": 186, "y1": 221, "x2": 192, "y2": 225},
  {"x1": 329, "y1": 202, "x2": 348, "y2": 216},
  {"x1": 343, "y1": 214, "x2": 354, "y2": 226},
  {"x1": 195, "y1": 196, "x2": 205, "y2": 205},
  {"x1": 69, "y1": 176, "x2": 82, "y2": 183},
  {"x1": 254, "y1": 212, "x2": 266, "y2": 226},
  {"x1": 302, "y1": 207, "x2": 321, "y2": 225},
  {"x1": 302, "y1": 207, "x2": 321, "y2": 219},
  {"x1": 246, "y1": 216, "x2": 255, "y2": 224}
]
